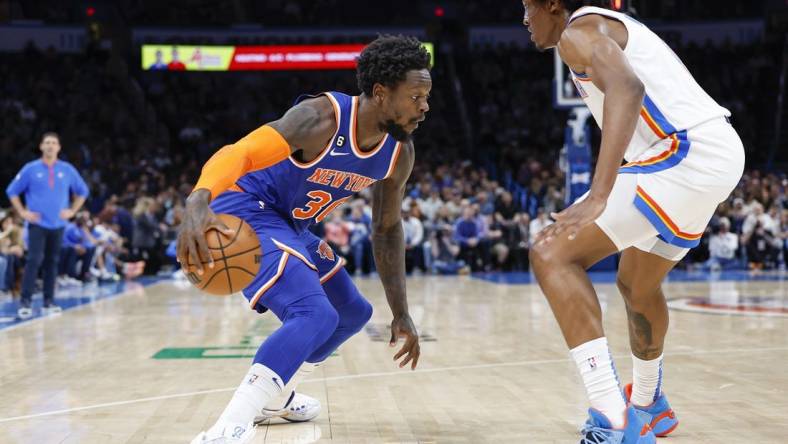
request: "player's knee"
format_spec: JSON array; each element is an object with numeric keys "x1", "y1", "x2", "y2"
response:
[
  {"x1": 617, "y1": 275, "x2": 662, "y2": 311},
  {"x1": 359, "y1": 297, "x2": 373, "y2": 325},
  {"x1": 312, "y1": 298, "x2": 340, "y2": 342},
  {"x1": 284, "y1": 295, "x2": 339, "y2": 342},
  {"x1": 616, "y1": 276, "x2": 634, "y2": 302},
  {"x1": 343, "y1": 295, "x2": 373, "y2": 333},
  {"x1": 529, "y1": 240, "x2": 562, "y2": 270}
]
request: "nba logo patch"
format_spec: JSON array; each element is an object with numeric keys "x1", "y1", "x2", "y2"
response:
[
  {"x1": 587, "y1": 357, "x2": 597, "y2": 370},
  {"x1": 573, "y1": 78, "x2": 589, "y2": 98},
  {"x1": 317, "y1": 241, "x2": 335, "y2": 261}
]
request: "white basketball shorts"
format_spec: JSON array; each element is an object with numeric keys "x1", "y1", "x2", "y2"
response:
[{"x1": 588, "y1": 117, "x2": 745, "y2": 261}]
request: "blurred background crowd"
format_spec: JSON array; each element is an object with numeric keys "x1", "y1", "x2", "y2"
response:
[{"x1": 1, "y1": 0, "x2": 786, "y2": 295}]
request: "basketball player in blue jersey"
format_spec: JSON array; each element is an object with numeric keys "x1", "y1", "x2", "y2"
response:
[
  {"x1": 521, "y1": 1, "x2": 744, "y2": 443},
  {"x1": 177, "y1": 35, "x2": 431, "y2": 444}
]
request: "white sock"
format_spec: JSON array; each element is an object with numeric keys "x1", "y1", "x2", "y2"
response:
[
  {"x1": 570, "y1": 337, "x2": 627, "y2": 429},
  {"x1": 631, "y1": 353, "x2": 663, "y2": 407},
  {"x1": 211, "y1": 363, "x2": 283, "y2": 432},
  {"x1": 264, "y1": 361, "x2": 319, "y2": 411}
]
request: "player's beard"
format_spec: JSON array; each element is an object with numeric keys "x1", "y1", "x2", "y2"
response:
[{"x1": 381, "y1": 119, "x2": 412, "y2": 142}]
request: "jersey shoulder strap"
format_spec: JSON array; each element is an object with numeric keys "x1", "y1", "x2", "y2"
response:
[{"x1": 292, "y1": 91, "x2": 351, "y2": 134}]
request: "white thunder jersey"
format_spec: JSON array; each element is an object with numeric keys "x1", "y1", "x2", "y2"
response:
[
  {"x1": 565, "y1": 7, "x2": 745, "y2": 251},
  {"x1": 566, "y1": 7, "x2": 731, "y2": 163}
]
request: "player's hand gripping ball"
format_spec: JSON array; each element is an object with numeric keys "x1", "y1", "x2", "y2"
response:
[{"x1": 184, "y1": 214, "x2": 261, "y2": 295}]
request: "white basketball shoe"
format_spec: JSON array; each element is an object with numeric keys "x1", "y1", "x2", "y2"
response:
[
  {"x1": 190, "y1": 422, "x2": 256, "y2": 444},
  {"x1": 254, "y1": 392, "x2": 321, "y2": 424}
]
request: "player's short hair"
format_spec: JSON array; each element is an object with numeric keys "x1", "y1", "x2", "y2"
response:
[
  {"x1": 40, "y1": 131, "x2": 60, "y2": 144},
  {"x1": 534, "y1": 0, "x2": 636, "y2": 17},
  {"x1": 532, "y1": 0, "x2": 605, "y2": 11},
  {"x1": 356, "y1": 35, "x2": 431, "y2": 96}
]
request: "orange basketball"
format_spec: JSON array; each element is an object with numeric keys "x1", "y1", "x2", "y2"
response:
[{"x1": 184, "y1": 214, "x2": 261, "y2": 295}]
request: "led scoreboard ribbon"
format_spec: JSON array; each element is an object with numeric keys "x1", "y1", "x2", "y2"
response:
[{"x1": 142, "y1": 43, "x2": 434, "y2": 71}]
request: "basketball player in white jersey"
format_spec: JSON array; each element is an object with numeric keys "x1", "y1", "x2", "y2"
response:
[{"x1": 521, "y1": 1, "x2": 744, "y2": 443}]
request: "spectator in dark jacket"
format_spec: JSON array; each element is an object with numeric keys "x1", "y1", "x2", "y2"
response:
[
  {"x1": 132, "y1": 196, "x2": 162, "y2": 275},
  {"x1": 455, "y1": 205, "x2": 482, "y2": 271}
]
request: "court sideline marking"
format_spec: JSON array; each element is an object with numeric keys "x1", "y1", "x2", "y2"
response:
[{"x1": 1, "y1": 345, "x2": 787, "y2": 424}]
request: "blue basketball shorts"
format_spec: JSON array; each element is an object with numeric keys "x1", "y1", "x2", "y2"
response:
[{"x1": 210, "y1": 191, "x2": 347, "y2": 313}]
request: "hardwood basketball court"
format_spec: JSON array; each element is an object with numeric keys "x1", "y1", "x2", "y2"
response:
[{"x1": 1, "y1": 272, "x2": 786, "y2": 443}]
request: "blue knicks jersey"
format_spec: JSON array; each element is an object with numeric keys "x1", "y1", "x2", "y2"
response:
[{"x1": 235, "y1": 91, "x2": 402, "y2": 233}]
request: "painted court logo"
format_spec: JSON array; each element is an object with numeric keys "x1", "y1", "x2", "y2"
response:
[{"x1": 668, "y1": 296, "x2": 788, "y2": 317}]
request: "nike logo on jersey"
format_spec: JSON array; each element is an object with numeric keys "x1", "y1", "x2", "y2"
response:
[{"x1": 329, "y1": 135, "x2": 348, "y2": 155}]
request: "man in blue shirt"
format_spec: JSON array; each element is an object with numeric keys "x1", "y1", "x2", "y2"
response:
[
  {"x1": 454, "y1": 205, "x2": 483, "y2": 271},
  {"x1": 6, "y1": 132, "x2": 89, "y2": 319}
]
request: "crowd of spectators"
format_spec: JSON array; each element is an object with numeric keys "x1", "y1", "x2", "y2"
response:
[
  {"x1": 310, "y1": 165, "x2": 788, "y2": 277},
  {"x1": 4, "y1": 0, "x2": 769, "y2": 27},
  {"x1": 310, "y1": 158, "x2": 568, "y2": 276},
  {"x1": 0, "y1": 30, "x2": 785, "y2": 296},
  {"x1": 0, "y1": 192, "x2": 166, "y2": 295},
  {"x1": 688, "y1": 171, "x2": 788, "y2": 273}
]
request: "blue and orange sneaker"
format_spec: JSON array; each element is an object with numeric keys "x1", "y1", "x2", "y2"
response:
[
  {"x1": 581, "y1": 406, "x2": 656, "y2": 444},
  {"x1": 623, "y1": 383, "x2": 679, "y2": 437}
]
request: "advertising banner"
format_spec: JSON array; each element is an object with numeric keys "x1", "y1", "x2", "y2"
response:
[{"x1": 142, "y1": 43, "x2": 434, "y2": 71}]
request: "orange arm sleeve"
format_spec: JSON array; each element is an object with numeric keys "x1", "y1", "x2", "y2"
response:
[{"x1": 193, "y1": 125, "x2": 291, "y2": 200}]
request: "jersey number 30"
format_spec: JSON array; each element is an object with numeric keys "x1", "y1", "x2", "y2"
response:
[{"x1": 292, "y1": 190, "x2": 351, "y2": 222}]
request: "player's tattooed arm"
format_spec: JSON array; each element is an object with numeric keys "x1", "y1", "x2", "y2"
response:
[
  {"x1": 371, "y1": 140, "x2": 420, "y2": 370},
  {"x1": 268, "y1": 96, "x2": 338, "y2": 159},
  {"x1": 179, "y1": 96, "x2": 337, "y2": 273}
]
